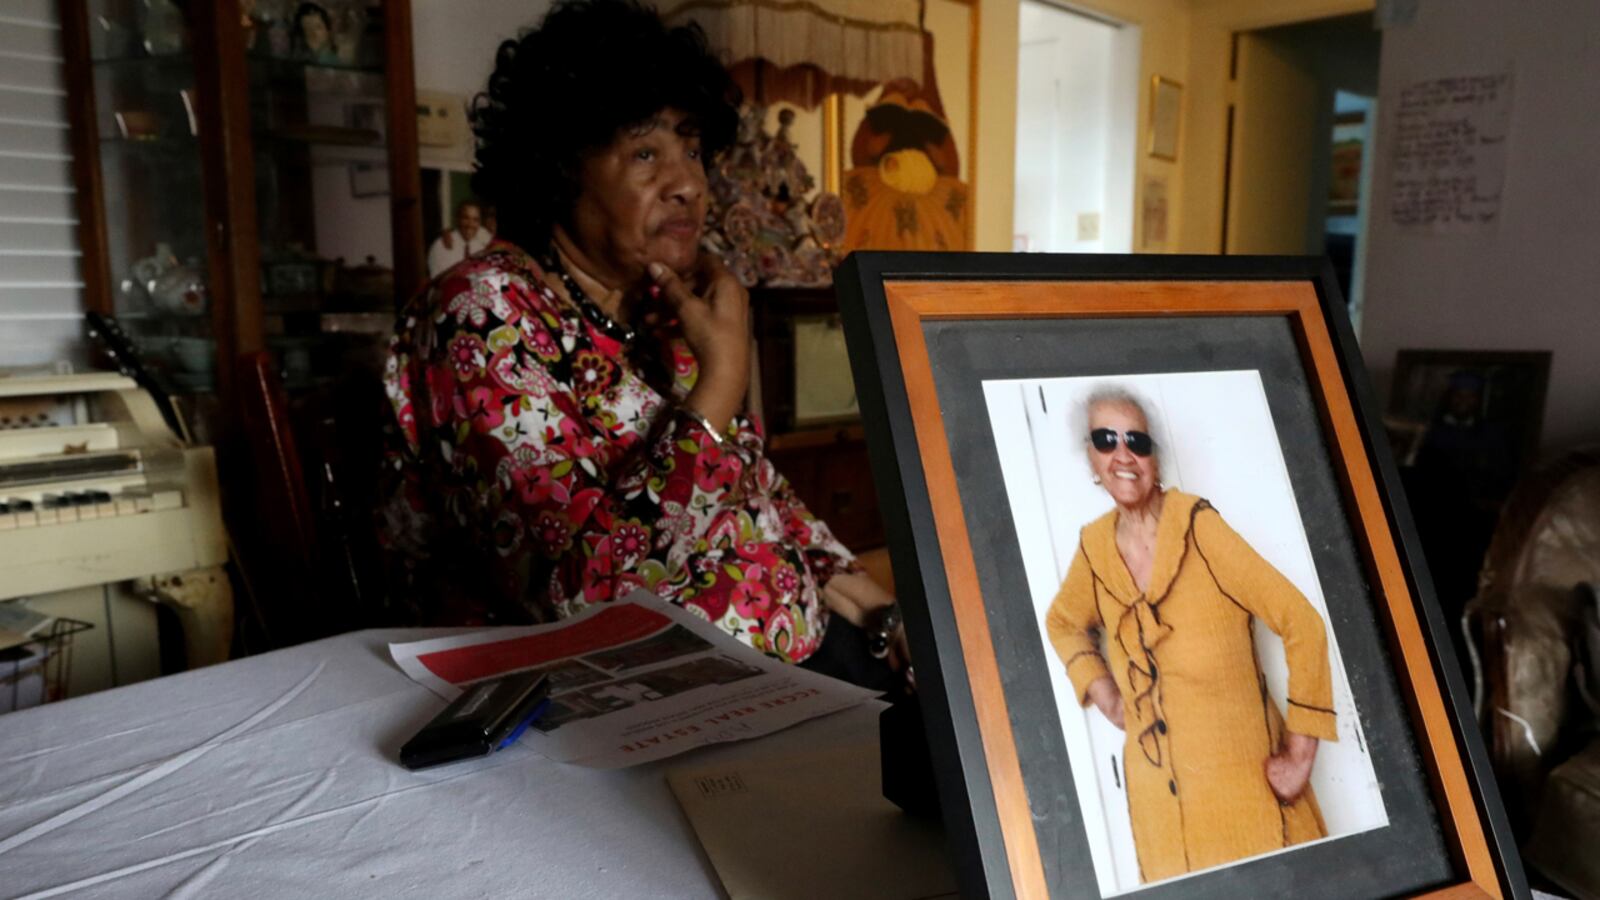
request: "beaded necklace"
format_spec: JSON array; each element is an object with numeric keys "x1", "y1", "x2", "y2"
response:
[{"x1": 542, "y1": 252, "x2": 636, "y2": 346}]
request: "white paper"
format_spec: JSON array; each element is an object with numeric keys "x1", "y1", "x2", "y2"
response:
[
  {"x1": 1389, "y1": 71, "x2": 1515, "y2": 233},
  {"x1": 389, "y1": 591, "x2": 881, "y2": 768},
  {"x1": 667, "y1": 744, "x2": 959, "y2": 900}
]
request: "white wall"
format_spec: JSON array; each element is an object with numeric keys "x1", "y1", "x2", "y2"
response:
[
  {"x1": 1359, "y1": 0, "x2": 1600, "y2": 451},
  {"x1": 412, "y1": 0, "x2": 553, "y2": 99}
]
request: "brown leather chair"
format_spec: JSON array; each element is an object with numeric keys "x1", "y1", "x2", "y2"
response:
[{"x1": 1464, "y1": 448, "x2": 1600, "y2": 898}]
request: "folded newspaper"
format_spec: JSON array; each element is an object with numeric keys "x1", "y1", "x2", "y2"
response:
[{"x1": 389, "y1": 590, "x2": 883, "y2": 768}]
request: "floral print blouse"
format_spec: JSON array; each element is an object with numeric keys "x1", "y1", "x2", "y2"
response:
[{"x1": 381, "y1": 241, "x2": 854, "y2": 664}]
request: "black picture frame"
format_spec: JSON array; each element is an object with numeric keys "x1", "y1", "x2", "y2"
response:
[{"x1": 833, "y1": 252, "x2": 1526, "y2": 900}]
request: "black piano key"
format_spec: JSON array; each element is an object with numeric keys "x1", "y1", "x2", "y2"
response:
[
  {"x1": 42, "y1": 494, "x2": 62, "y2": 509},
  {"x1": 12, "y1": 499, "x2": 33, "y2": 512},
  {"x1": 91, "y1": 490, "x2": 114, "y2": 502}
]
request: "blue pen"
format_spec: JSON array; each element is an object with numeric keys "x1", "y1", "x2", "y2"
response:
[{"x1": 496, "y1": 697, "x2": 552, "y2": 751}]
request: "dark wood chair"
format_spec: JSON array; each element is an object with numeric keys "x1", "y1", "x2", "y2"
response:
[{"x1": 236, "y1": 350, "x2": 379, "y2": 646}]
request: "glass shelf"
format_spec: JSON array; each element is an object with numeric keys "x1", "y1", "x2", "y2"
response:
[
  {"x1": 94, "y1": 52, "x2": 381, "y2": 76},
  {"x1": 90, "y1": 53, "x2": 191, "y2": 72},
  {"x1": 75, "y1": 0, "x2": 408, "y2": 446},
  {"x1": 96, "y1": 135, "x2": 196, "y2": 151}
]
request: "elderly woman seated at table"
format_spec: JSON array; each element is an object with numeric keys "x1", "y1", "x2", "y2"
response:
[
  {"x1": 381, "y1": 0, "x2": 905, "y2": 690},
  {"x1": 1045, "y1": 386, "x2": 1339, "y2": 882}
]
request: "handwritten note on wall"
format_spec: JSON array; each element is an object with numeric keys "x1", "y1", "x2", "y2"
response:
[{"x1": 1389, "y1": 72, "x2": 1514, "y2": 232}]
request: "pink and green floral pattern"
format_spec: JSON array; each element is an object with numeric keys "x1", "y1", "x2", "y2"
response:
[{"x1": 382, "y1": 241, "x2": 853, "y2": 663}]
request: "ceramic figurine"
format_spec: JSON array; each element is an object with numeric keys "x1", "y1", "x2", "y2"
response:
[
  {"x1": 140, "y1": 0, "x2": 187, "y2": 56},
  {"x1": 333, "y1": 2, "x2": 366, "y2": 66},
  {"x1": 128, "y1": 244, "x2": 207, "y2": 316},
  {"x1": 293, "y1": 1, "x2": 339, "y2": 64}
]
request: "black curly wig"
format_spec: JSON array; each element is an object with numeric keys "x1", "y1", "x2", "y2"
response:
[{"x1": 470, "y1": 0, "x2": 741, "y2": 255}]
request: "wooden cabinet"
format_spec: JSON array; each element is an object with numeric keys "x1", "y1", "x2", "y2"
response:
[
  {"x1": 61, "y1": 0, "x2": 423, "y2": 444},
  {"x1": 752, "y1": 287, "x2": 884, "y2": 552},
  {"x1": 767, "y1": 425, "x2": 883, "y2": 552},
  {"x1": 59, "y1": 0, "x2": 422, "y2": 646}
]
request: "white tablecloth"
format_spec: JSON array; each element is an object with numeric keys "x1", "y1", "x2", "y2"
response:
[{"x1": 0, "y1": 629, "x2": 884, "y2": 898}]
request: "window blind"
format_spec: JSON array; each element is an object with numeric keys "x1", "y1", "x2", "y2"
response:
[{"x1": 0, "y1": 0, "x2": 85, "y2": 368}]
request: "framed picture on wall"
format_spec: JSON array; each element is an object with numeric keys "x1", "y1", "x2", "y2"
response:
[
  {"x1": 825, "y1": 0, "x2": 979, "y2": 252},
  {"x1": 751, "y1": 287, "x2": 862, "y2": 433},
  {"x1": 834, "y1": 253, "x2": 1525, "y2": 900},
  {"x1": 1148, "y1": 76, "x2": 1182, "y2": 162}
]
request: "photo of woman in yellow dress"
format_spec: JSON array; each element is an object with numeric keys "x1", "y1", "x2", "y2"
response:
[
  {"x1": 982, "y1": 372, "x2": 1389, "y2": 894},
  {"x1": 1045, "y1": 385, "x2": 1339, "y2": 882}
]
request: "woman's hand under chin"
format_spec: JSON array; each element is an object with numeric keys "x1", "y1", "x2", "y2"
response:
[{"x1": 649, "y1": 254, "x2": 750, "y2": 432}]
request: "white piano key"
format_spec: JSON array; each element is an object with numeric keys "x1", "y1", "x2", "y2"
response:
[{"x1": 152, "y1": 490, "x2": 183, "y2": 511}]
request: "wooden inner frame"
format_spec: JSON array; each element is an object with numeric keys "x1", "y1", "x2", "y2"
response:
[{"x1": 881, "y1": 279, "x2": 1501, "y2": 900}]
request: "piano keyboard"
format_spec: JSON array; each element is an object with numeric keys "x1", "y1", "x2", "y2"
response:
[
  {"x1": 0, "y1": 367, "x2": 233, "y2": 697},
  {"x1": 0, "y1": 369, "x2": 226, "y2": 599},
  {"x1": 0, "y1": 486, "x2": 184, "y2": 528}
]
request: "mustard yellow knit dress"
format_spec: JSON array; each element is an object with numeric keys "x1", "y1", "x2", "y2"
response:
[{"x1": 1045, "y1": 491, "x2": 1339, "y2": 882}]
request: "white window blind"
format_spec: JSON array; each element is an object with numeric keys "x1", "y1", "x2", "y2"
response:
[{"x1": 0, "y1": 0, "x2": 85, "y2": 368}]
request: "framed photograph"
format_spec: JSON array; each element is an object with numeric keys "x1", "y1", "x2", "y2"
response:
[
  {"x1": 1139, "y1": 175, "x2": 1169, "y2": 251},
  {"x1": 348, "y1": 161, "x2": 389, "y2": 198},
  {"x1": 1385, "y1": 349, "x2": 1550, "y2": 487},
  {"x1": 1148, "y1": 76, "x2": 1183, "y2": 162},
  {"x1": 835, "y1": 253, "x2": 1525, "y2": 899},
  {"x1": 751, "y1": 287, "x2": 861, "y2": 433}
]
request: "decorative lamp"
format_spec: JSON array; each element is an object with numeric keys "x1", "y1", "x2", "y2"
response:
[{"x1": 656, "y1": 0, "x2": 928, "y2": 286}]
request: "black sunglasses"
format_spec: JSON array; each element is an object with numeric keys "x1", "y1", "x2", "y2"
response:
[{"x1": 1090, "y1": 428, "x2": 1155, "y2": 457}]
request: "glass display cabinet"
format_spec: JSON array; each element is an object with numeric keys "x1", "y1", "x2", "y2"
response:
[{"x1": 61, "y1": 0, "x2": 422, "y2": 444}]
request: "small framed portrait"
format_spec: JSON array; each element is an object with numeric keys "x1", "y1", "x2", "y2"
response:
[
  {"x1": 834, "y1": 253, "x2": 1525, "y2": 899},
  {"x1": 1385, "y1": 348, "x2": 1551, "y2": 495},
  {"x1": 751, "y1": 287, "x2": 861, "y2": 433}
]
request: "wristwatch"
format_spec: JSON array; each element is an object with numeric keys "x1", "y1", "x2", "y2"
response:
[{"x1": 866, "y1": 603, "x2": 903, "y2": 659}]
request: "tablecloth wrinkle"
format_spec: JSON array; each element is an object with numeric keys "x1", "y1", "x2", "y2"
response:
[
  {"x1": 14, "y1": 757, "x2": 533, "y2": 899},
  {"x1": 127, "y1": 772, "x2": 324, "y2": 844},
  {"x1": 6, "y1": 724, "x2": 162, "y2": 766},
  {"x1": 0, "y1": 662, "x2": 327, "y2": 857},
  {"x1": 0, "y1": 629, "x2": 885, "y2": 898},
  {"x1": 162, "y1": 770, "x2": 338, "y2": 900}
]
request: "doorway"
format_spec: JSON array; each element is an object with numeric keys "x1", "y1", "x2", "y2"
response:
[
  {"x1": 1012, "y1": 1, "x2": 1140, "y2": 253},
  {"x1": 1222, "y1": 14, "x2": 1380, "y2": 327}
]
